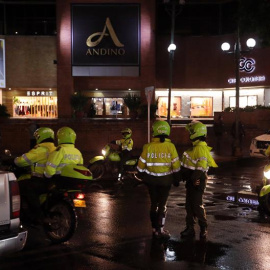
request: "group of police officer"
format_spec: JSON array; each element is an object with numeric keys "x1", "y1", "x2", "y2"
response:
[
  {"x1": 137, "y1": 120, "x2": 218, "y2": 240},
  {"x1": 14, "y1": 120, "x2": 218, "y2": 240},
  {"x1": 15, "y1": 126, "x2": 83, "y2": 225}
]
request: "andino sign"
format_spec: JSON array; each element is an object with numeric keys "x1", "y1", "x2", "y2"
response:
[{"x1": 72, "y1": 4, "x2": 140, "y2": 67}]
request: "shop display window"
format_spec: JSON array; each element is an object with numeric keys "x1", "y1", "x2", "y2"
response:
[
  {"x1": 157, "y1": 96, "x2": 181, "y2": 118},
  {"x1": 229, "y1": 95, "x2": 257, "y2": 108},
  {"x1": 91, "y1": 98, "x2": 126, "y2": 116},
  {"x1": 190, "y1": 97, "x2": 213, "y2": 117},
  {"x1": 13, "y1": 96, "x2": 57, "y2": 118}
]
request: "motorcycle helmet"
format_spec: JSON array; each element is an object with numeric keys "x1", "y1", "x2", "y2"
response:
[
  {"x1": 185, "y1": 121, "x2": 207, "y2": 140},
  {"x1": 57, "y1": 127, "x2": 76, "y2": 145},
  {"x1": 121, "y1": 128, "x2": 132, "y2": 139},
  {"x1": 152, "y1": 120, "x2": 170, "y2": 137},
  {"x1": 34, "y1": 127, "x2": 54, "y2": 144}
]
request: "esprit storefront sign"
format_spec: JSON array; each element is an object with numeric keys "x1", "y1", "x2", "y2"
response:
[
  {"x1": 228, "y1": 57, "x2": 266, "y2": 84},
  {"x1": 71, "y1": 4, "x2": 140, "y2": 77}
]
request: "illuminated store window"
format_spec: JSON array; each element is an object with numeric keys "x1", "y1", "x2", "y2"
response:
[
  {"x1": 91, "y1": 97, "x2": 127, "y2": 116},
  {"x1": 157, "y1": 96, "x2": 181, "y2": 118},
  {"x1": 13, "y1": 96, "x2": 58, "y2": 118},
  {"x1": 190, "y1": 97, "x2": 213, "y2": 117},
  {"x1": 229, "y1": 95, "x2": 257, "y2": 108}
]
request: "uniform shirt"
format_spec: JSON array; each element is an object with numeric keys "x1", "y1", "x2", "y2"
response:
[
  {"x1": 14, "y1": 142, "x2": 56, "y2": 178},
  {"x1": 116, "y1": 138, "x2": 133, "y2": 151},
  {"x1": 44, "y1": 144, "x2": 83, "y2": 178},
  {"x1": 137, "y1": 137, "x2": 180, "y2": 176},
  {"x1": 181, "y1": 140, "x2": 218, "y2": 172}
]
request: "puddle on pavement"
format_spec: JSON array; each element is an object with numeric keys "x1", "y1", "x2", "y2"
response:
[{"x1": 155, "y1": 239, "x2": 231, "y2": 267}]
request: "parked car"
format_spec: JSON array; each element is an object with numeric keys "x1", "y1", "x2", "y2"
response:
[
  {"x1": 0, "y1": 171, "x2": 27, "y2": 255},
  {"x1": 250, "y1": 131, "x2": 270, "y2": 158}
]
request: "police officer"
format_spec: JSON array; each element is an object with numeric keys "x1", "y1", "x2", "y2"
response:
[
  {"x1": 137, "y1": 120, "x2": 180, "y2": 239},
  {"x1": 14, "y1": 127, "x2": 56, "y2": 223},
  {"x1": 44, "y1": 127, "x2": 83, "y2": 184},
  {"x1": 178, "y1": 121, "x2": 218, "y2": 239},
  {"x1": 111, "y1": 128, "x2": 133, "y2": 181}
]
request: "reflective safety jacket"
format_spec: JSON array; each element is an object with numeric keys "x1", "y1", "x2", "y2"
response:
[
  {"x1": 137, "y1": 138, "x2": 180, "y2": 176},
  {"x1": 14, "y1": 142, "x2": 56, "y2": 178},
  {"x1": 116, "y1": 138, "x2": 133, "y2": 151},
  {"x1": 181, "y1": 140, "x2": 218, "y2": 172},
  {"x1": 44, "y1": 144, "x2": 83, "y2": 178}
]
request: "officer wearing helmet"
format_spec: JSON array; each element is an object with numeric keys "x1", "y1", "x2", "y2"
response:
[
  {"x1": 14, "y1": 127, "x2": 56, "y2": 224},
  {"x1": 177, "y1": 121, "x2": 218, "y2": 239},
  {"x1": 137, "y1": 120, "x2": 180, "y2": 239},
  {"x1": 44, "y1": 127, "x2": 83, "y2": 181},
  {"x1": 111, "y1": 128, "x2": 133, "y2": 181}
]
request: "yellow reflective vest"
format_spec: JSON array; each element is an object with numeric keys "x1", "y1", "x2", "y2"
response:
[
  {"x1": 14, "y1": 142, "x2": 56, "y2": 178},
  {"x1": 116, "y1": 138, "x2": 133, "y2": 151},
  {"x1": 137, "y1": 138, "x2": 180, "y2": 176},
  {"x1": 44, "y1": 144, "x2": 83, "y2": 178},
  {"x1": 181, "y1": 140, "x2": 218, "y2": 172}
]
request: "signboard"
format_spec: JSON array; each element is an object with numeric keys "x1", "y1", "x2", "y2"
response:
[
  {"x1": 72, "y1": 3, "x2": 140, "y2": 76},
  {"x1": 0, "y1": 39, "x2": 5, "y2": 88}
]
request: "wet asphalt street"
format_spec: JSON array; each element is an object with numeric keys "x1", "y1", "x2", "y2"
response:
[{"x1": 1, "y1": 155, "x2": 270, "y2": 269}]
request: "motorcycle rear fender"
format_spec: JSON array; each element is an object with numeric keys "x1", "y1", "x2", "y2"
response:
[
  {"x1": 259, "y1": 184, "x2": 270, "y2": 197},
  {"x1": 89, "y1": 155, "x2": 105, "y2": 164},
  {"x1": 61, "y1": 164, "x2": 93, "y2": 180},
  {"x1": 125, "y1": 159, "x2": 138, "y2": 166}
]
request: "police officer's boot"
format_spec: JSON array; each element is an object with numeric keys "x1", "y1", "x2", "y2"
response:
[
  {"x1": 153, "y1": 212, "x2": 170, "y2": 240},
  {"x1": 200, "y1": 225, "x2": 207, "y2": 239},
  {"x1": 180, "y1": 226, "x2": 195, "y2": 238}
]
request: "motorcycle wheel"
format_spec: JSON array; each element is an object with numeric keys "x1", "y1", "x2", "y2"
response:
[
  {"x1": 44, "y1": 201, "x2": 77, "y2": 244},
  {"x1": 88, "y1": 162, "x2": 105, "y2": 180}
]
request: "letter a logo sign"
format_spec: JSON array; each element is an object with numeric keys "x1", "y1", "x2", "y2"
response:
[{"x1": 86, "y1": 17, "x2": 124, "y2": 48}]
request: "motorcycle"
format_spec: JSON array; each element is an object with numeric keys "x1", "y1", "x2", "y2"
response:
[
  {"x1": 88, "y1": 143, "x2": 142, "y2": 183},
  {"x1": 1, "y1": 150, "x2": 94, "y2": 244},
  {"x1": 258, "y1": 162, "x2": 270, "y2": 216}
]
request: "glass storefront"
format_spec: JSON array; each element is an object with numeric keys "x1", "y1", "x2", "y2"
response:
[
  {"x1": 157, "y1": 96, "x2": 181, "y2": 118},
  {"x1": 13, "y1": 96, "x2": 57, "y2": 118},
  {"x1": 90, "y1": 97, "x2": 126, "y2": 117},
  {"x1": 190, "y1": 97, "x2": 213, "y2": 117},
  {"x1": 8, "y1": 89, "x2": 58, "y2": 118}
]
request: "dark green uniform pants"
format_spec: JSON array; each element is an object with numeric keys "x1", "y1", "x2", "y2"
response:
[
  {"x1": 185, "y1": 183, "x2": 207, "y2": 228},
  {"x1": 144, "y1": 174, "x2": 173, "y2": 230}
]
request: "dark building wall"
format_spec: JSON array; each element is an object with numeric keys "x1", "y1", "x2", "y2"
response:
[
  {"x1": 1, "y1": 35, "x2": 57, "y2": 88},
  {"x1": 156, "y1": 34, "x2": 270, "y2": 89}
]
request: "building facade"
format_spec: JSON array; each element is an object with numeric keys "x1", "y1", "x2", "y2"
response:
[{"x1": 0, "y1": 0, "x2": 270, "y2": 121}]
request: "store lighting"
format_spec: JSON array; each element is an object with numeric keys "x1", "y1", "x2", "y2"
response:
[
  {"x1": 95, "y1": 88, "x2": 98, "y2": 91},
  {"x1": 128, "y1": 88, "x2": 131, "y2": 91}
]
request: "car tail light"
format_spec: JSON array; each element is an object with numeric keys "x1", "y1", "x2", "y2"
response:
[
  {"x1": 10, "y1": 181, "x2": 20, "y2": 218},
  {"x1": 75, "y1": 192, "x2": 85, "y2": 200}
]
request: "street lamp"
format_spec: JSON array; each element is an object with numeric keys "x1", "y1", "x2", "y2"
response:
[
  {"x1": 164, "y1": 0, "x2": 185, "y2": 125},
  {"x1": 221, "y1": 30, "x2": 256, "y2": 156}
]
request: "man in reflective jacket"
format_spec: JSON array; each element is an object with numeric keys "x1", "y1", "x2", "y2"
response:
[
  {"x1": 44, "y1": 127, "x2": 83, "y2": 182},
  {"x1": 14, "y1": 127, "x2": 56, "y2": 223},
  {"x1": 111, "y1": 127, "x2": 133, "y2": 181},
  {"x1": 137, "y1": 120, "x2": 180, "y2": 239},
  {"x1": 178, "y1": 121, "x2": 218, "y2": 239}
]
